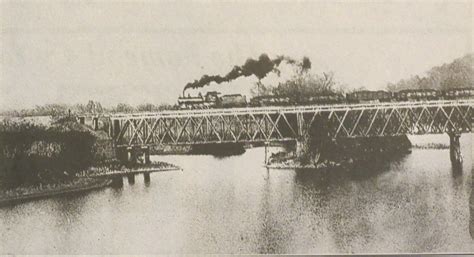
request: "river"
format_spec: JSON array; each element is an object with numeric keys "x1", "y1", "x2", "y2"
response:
[{"x1": 0, "y1": 134, "x2": 472, "y2": 254}]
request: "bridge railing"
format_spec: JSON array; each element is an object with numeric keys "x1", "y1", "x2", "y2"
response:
[{"x1": 109, "y1": 99, "x2": 474, "y2": 119}]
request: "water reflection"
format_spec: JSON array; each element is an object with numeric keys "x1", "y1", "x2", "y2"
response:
[
  {"x1": 256, "y1": 170, "x2": 291, "y2": 253},
  {"x1": 470, "y1": 165, "x2": 474, "y2": 240},
  {"x1": 0, "y1": 135, "x2": 473, "y2": 254}
]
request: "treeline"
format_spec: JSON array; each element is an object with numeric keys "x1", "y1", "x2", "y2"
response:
[
  {"x1": 387, "y1": 54, "x2": 473, "y2": 91},
  {"x1": 255, "y1": 53, "x2": 473, "y2": 97},
  {"x1": 1, "y1": 101, "x2": 178, "y2": 117},
  {"x1": 252, "y1": 68, "x2": 346, "y2": 100},
  {"x1": 111, "y1": 103, "x2": 177, "y2": 113},
  {"x1": 0, "y1": 118, "x2": 97, "y2": 188}
]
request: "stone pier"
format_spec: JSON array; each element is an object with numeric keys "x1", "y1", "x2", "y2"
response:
[
  {"x1": 144, "y1": 172, "x2": 151, "y2": 183},
  {"x1": 142, "y1": 147, "x2": 151, "y2": 164},
  {"x1": 92, "y1": 117, "x2": 99, "y2": 131},
  {"x1": 127, "y1": 174, "x2": 135, "y2": 184},
  {"x1": 117, "y1": 147, "x2": 150, "y2": 166},
  {"x1": 127, "y1": 149, "x2": 136, "y2": 165},
  {"x1": 448, "y1": 133, "x2": 463, "y2": 168},
  {"x1": 112, "y1": 119, "x2": 121, "y2": 138},
  {"x1": 115, "y1": 147, "x2": 137, "y2": 166}
]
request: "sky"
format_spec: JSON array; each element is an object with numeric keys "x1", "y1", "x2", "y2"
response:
[{"x1": 0, "y1": 0, "x2": 472, "y2": 110}]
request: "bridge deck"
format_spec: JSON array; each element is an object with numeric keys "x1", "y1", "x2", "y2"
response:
[{"x1": 111, "y1": 100, "x2": 473, "y2": 118}]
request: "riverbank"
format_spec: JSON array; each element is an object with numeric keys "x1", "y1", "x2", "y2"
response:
[
  {"x1": 266, "y1": 159, "x2": 344, "y2": 169},
  {"x1": 0, "y1": 159, "x2": 181, "y2": 207},
  {"x1": 0, "y1": 177, "x2": 112, "y2": 207},
  {"x1": 150, "y1": 143, "x2": 246, "y2": 156},
  {"x1": 411, "y1": 143, "x2": 449, "y2": 149},
  {"x1": 78, "y1": 160, "x2": 181, "y2": 177}
]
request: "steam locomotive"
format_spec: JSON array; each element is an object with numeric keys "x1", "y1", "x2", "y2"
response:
[
  {"x1": 178, "y1": 87, "x2": 473, "y2": 109},
  {"x1": 178, "y1": 91, "x2": 247, "y2": 109}
]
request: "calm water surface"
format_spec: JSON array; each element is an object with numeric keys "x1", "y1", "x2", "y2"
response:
[{"x1": 0, "y1": 134, "x2": 473, "y2": 254}]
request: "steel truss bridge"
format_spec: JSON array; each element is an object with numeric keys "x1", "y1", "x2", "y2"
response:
[{"x1": 108, "y1": 100, "x2": 473, "y2": 148}]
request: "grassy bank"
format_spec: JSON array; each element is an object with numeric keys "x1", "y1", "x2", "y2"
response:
[{"x1": 0, "y1": 177, "x2": 111, "y2": 206}]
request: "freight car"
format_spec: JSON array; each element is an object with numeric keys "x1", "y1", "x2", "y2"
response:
[
  {"x1": 394, "y1": 89, "x2": 440, "y2": 101},
  {"x1": 220, "y1": 94, "x2": 247, "y2": 108},
  {"x1": 442, "y1": 87, "x2": 474, "y2": 100},
  {"x1": 346, "y1": 90, "x2": 392, "y2": 103},
  {"x1": 304, "y1": 92, "x2": 345, "y2": 105},
  {"x1": 178, "y1": 87, "x2": 473, "y2": 109},
  {"x1": 250, "y1": 96, "x2": 291, "y2": 107},
  {"x1": 250, "y1": 93, "x2": 344, "y2": 106}
]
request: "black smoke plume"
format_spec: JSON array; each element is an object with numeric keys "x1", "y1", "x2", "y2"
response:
[{"x1": 183, "y1": 54, "x2": 311, "y2": 95}]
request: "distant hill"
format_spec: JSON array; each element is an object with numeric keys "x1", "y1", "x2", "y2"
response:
[{"x1": 387, "y1": 54, "x2": 473, "y2": 91}]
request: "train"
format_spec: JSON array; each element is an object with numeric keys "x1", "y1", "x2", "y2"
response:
[
  {"x1": 178, "y1": 91, "x2": 247, "y2": 109},
  {"x1": 178, "y1": 87, "x2": 474, "y2": 109}
]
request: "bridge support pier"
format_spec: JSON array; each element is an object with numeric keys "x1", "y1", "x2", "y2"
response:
[
  {"x1": 127, "y1": 148, "x2": 139, "y2": 166},
  {"x1": 127, "y1": 174, "x2": 135, "y2": 184},
  {"x1": 295, "y1": 139, "x2": 306, "y2": 159},
  {"x1": 116, "y1": 147, "x2": 150, "y2": 166},
  {"x1": 115, "y1": 148, "x2": 130, "y2": 165},
  {"x1": 144, "y1": 172, "x2": 150, "y2": 183},
  {"x1": 449, "y1": 133, "x2": 463, "y2": 168},
  {"x1": 264, "y1": 143, "x2": 268, "y2": 165},
  {"x1": 127, "y1": 150, "x2": 133, "y2": 163},
  {"x1": 92, "y1": 117, "x2": 99, "y2": 131},
  {"x1": 111, "y1": 176, "x2": 123, "y2": 187},
  {"x1": 112, "y1": 119, "x2": 121, "y2": 139},
  {"x1": 143, "y1": 147, "x2": 151, "y2": 164},
  {"x1": 294, "y1": 135, "x2": 323, "y2": 166}
]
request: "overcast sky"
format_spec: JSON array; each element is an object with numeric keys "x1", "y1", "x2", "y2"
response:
[{"x1": 0, "y1": 1, "x2": 472, "y2": 110}]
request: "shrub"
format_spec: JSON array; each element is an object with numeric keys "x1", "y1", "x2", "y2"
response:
[{"x1": 0, "y1": 120, "x2": 96, "y2": 187}]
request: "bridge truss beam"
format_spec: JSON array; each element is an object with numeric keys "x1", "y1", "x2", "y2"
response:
[{"x1": 109, "y1": 100, "x2": 473, "y2": 148}]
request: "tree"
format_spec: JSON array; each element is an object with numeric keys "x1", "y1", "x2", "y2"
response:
[
  {"x1": 251, "y1": 64, "x2": 344, "y2": 103},
  {"x1": 85, "y1": 100, "x2": 104, "y2": 114},
  {"x1": 33, "y1": 104, "x2": 69, "y2": 117},
  {"x1": 157, "y1": 104, "x2": 178, "y2": 111},
  {"x1": 112, "y1": 103, "x2": 135, "y2": 113},
  {"x1": 270, "y1": 71, "x2": 343, "y2": 102},
  {"x1": 137, "y1": 103, "x2": 157, "y2": 112},
  {"x1": 387, "y1": 54, "x2": 473, "y2": 91}
]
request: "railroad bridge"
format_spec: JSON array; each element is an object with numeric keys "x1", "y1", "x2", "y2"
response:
[{"x1": 107, "y1": 100, "x2": 473, "y2": 166}]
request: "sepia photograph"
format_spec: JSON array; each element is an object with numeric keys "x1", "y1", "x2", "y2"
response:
[{"x1": 0, "y1": 0, "x2": 473, "y2": 255}]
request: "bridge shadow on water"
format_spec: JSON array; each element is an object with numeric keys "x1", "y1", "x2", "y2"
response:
[{"x1": 188, "y1": 143, "x2": 246, "y2": 159}]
